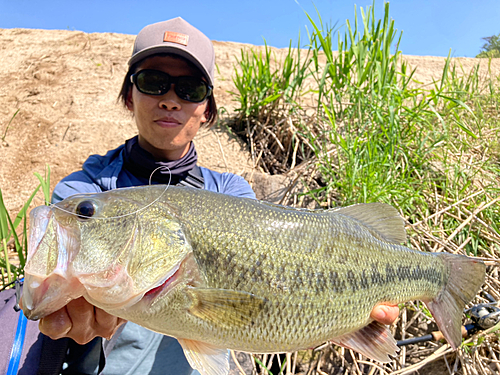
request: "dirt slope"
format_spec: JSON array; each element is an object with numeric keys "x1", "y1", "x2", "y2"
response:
[{"x1": 1, "y1": 28, "x2": 499, "y2": 214}]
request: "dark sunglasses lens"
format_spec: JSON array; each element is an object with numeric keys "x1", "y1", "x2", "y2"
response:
[
  {"x1": 134, "y1": 70, "x2": 210, "y2": 102},
  {"x1": 135, "y1": 71, "x2": 170, "y2": 95},
  {"x1": 175, "y1": 77, "x2": 208, "y2": 102}
]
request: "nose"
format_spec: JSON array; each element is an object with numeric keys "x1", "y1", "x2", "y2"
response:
[{"x1": 158, "y1": 85, "x2": 181, "y2": 111}]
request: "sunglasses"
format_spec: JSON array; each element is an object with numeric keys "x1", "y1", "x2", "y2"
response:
[{"x1": 130, "y1": 69, "x2": 212, "y2": 103}]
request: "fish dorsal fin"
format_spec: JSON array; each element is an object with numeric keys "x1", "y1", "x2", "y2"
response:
[
  {"x1": 330, "y1": 321, "x2": 399, "y2": 363},
  {"x1": 333, "y1": 203, "x2": 407, "y2": 244},
  {"x1": 177, "y1": 338, "x2": 229, "y2": 375},
  {"x1": 186, "y1": 287, "x2": 267, "y2": 328}
]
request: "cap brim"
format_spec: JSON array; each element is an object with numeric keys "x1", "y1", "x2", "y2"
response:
[{"x1": 128, "y1": 46, "x2": 213, "y2": 87}]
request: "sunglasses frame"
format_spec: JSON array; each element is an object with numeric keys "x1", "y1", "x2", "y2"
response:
[{"x1": 130, "y1": 69, "x2": 212, "y2": 103}]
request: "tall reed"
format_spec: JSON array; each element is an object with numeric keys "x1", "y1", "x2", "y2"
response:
[
  {"x1": 230, "y1": 5, "x2": 500, "y2": 370},
  {"x1": 230, "y1": 2, "x2": 500, "y2": 259}
]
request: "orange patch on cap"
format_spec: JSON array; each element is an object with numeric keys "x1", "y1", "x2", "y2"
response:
[{"x1": 163, "y1": 31, "x2": 189, "y2": 46}]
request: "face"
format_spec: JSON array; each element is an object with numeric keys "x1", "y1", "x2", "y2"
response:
[{"x1": 126, "y1": 55, "x2": 208, "y2": 160}]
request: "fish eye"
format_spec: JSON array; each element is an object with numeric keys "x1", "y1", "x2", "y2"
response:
[{"x1": 75, "y1": 200, "x2": 96, "y2": 219}]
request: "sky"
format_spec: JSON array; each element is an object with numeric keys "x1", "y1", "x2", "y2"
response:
[{"x1": 1, "y1": 0, "x2": 499, "y2": 58}]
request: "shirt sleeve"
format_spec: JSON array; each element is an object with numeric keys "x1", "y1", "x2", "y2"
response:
[
  {"x1": 53, "y1": 167, "x2": 257, "y2": 203},
  {"x1": 51, "y1": 171, "x2": 103, "y2": 204},
  {"x1": 200, "y1": 167, "x2": 256, "y2": 199}
]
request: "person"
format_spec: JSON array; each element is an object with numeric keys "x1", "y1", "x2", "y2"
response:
[{"x1": 34, "y1": 17, "x2": 400, "y2": 375}]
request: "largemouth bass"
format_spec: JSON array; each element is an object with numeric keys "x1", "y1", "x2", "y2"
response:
[{"x1": 22, "y1": 186, "x2": 485, "y2": 375}]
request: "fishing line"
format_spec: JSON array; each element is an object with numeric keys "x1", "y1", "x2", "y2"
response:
[
  {"x1": 149, "y1": 165, "x2": 172, "y2": 186},
  {"x1": 48, "y1": 166, "x2": 173, "y2": 220}
]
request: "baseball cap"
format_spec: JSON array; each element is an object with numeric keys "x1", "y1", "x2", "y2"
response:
[{"x1": 129, "y1": 18, "x2": 215, "y2": 86}]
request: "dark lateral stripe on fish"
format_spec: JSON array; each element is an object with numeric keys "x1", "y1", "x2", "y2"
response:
[
  {"x1": 211, "y1": 261, "x2": 444, "y2": 296},
  {"x1": 325, "y1": 265, "x2": 443, "y2": 294}
]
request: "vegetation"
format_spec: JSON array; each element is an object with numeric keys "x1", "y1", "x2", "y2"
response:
[
  {"x1": 477, "y1": 33, "x2": 500, "y2": 58},
  {"x1": 229, "y1": 2, "x2": 500, "y2": 374},
  {"x1": 1, "y1": 166, "x2": 51, "y2": 289},
  {"x1": 1, "y1": 2, "x2": 499, "y2": 374}
]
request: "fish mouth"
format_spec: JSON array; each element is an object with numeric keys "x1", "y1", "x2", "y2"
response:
[
  {"x1": 142, "y1": 263, "x2": 181, "y2": 300},
  {"x1": 22, "y1": 206, "x2": 85, "y2": 320},
  {"x1": 22, "y1": 273, "x2": 85, "y2": 320}
]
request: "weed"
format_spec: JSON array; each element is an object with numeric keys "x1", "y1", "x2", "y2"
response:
[
  {"x1": 0, "y1": 166, "x2": 51, "y2": 288},
  {"x1": 2, "y1": 109, "x2": 20, "y2": 142},
  {"x1": 229, "y1": 1, "x2": 500, "y2": 373}
]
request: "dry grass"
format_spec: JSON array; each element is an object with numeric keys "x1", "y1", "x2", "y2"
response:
[{"x1": 227, "y1": 3, "x2": 500, "y2": 374}]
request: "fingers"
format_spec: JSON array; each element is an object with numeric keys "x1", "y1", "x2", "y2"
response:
[
  {"x1": 94, "y1": 307, "x2": 127, "y2": 340},
  {"x1": 370, "y1": 304, "x2": 400, "y2": 326},
  {"x1": 39, "y1": 305, "x2": 72, "y2": 340},
  {"x1": 39, "y1": 297, "x2": 127, "y2": 345},
  {"x1": 65, "y1": 297, "x2": 100, "y2": 344}
]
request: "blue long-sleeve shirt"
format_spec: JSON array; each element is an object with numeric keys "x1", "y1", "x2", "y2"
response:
[{"x1": 52, "y1": 142, "x2": 255, "y2": 204}]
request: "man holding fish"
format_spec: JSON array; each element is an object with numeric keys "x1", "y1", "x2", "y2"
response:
[{"x1": 27, "y1": 17, "x2": 402, "y2": 375}]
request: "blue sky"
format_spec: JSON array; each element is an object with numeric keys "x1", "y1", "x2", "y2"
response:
[{"x1": 1, "y1": 0, "x2": 499, "y2": 57}]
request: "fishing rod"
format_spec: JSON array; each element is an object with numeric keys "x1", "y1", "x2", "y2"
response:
[{"x1": 397, "y1": 293, "x2": 500, "y2": 347}]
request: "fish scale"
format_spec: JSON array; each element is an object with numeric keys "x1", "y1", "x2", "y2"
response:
[
  {"x1": 143, "y1": 188, "x2": 448, "y2": 348},
  {"x1": 22, "y1": 185, "x2": 486, "y2": 375}
]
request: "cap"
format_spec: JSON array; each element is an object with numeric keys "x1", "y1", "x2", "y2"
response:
[{"x1": 129, "y1": 18, "x2": 215, "y2": 86}]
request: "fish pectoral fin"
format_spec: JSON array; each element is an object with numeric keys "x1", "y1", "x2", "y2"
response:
[
  {"x1": 186, "y1": 287, "x2": 266, "y2": 328},
  {"x1": 333, "y1": 203, "x2": 407, "y2": 244},
  {"x1": 177, "y1": 338, "x2": 229, "y2": 375},
  {"x1": 330, "y1": 321, "x2": 399, "y2": 363}
]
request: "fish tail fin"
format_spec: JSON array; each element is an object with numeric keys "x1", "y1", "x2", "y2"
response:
[{"x1": 426, "y1": 254, "x2": 485, "y2": 349}]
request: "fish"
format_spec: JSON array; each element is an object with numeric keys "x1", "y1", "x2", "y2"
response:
[{"x1": 22, "y1": 185, "x2": 485, "y2": 375}]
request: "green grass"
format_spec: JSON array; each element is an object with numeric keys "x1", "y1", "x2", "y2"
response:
[
  {"x1": 229, "y1": 38, "x2": 315, "y2": 174},
  {"x1": 1, "y1": 2, "x2": 498, "y2": 373},
  {"x1": 230, "y1": 3, "x2": 500, "y2": 371},
  {"x1": 1, "y1": 109, "x2": 20, "y2": 142},
  {"x1": 0, "y1": 165, "x2": 51, "y2": 288},
  {"x1": 229, "y1": 1, "x2": 500, "y2": 258}
]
